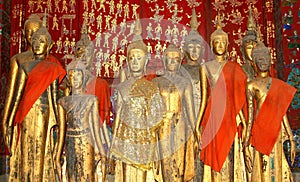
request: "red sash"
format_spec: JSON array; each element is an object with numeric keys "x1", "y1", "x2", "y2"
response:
[
  {"x1": 14, "y1": 57, "x2": 66, "y2": 125},
  {"x1": 200, "y1": 61, "x2": 247, "y2": 172},
  {"x1": 251, "y1": 78, "x2": 296, "y2": 155},
  {"x1": 85, "y1": 77, "x2": 111, "y2": 125}
]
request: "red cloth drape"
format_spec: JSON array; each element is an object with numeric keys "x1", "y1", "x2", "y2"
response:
[
  {"x1": 251, "y1": 78, "x2": 296, "y2": 155},
  {"x1": 14, "y1": 56, "x2": 66, "y2": 125}
]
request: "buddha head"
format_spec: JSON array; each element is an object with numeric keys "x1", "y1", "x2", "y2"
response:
[
  {"x1": 126, "y1": 16, "x2": 148, "y2": 76},
  {"x1": 66, "y1": 60, "x2": 87, "y2": 90},
  {"x1": 210, "y1": 13, "x2": 228, "y2": 59},
  {"x1": 241, "y1": 6, "x2": 258, "y2": 64},
  {"x1": 163, "y1": 44, "x2": 183, "y2": 72},
  {"x1": 75, "y1": 24, "x2": 95, "y2": 69},
  {"x1": 183, "y1": 8, "x2": 204, "y2": 62},
  {"x1": 251, "y1": 42, "x2": 271, "y2": 73},
  {"x1": 24, "y1": 14, "x2": 42, "y2": 48},
  {"x1": 31, "y1": 25, "x2": 53, "y2": 58}
]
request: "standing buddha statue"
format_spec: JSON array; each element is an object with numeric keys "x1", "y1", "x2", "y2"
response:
[
  {"x1": 152, "y1": 44, "x2": 196, "y2": 182},
  {"x1": 200, "y1": 12, "x2": 247, "y2": 182},
  {"x1": 6, "y1": 23, "x2": 66, "y2": 182},
  {"x1": 110, "y1": 16, "x2": 164, "y2": 182},
  {"x1": 244, "y1": 42, "x2": 296, "y2": 182}
]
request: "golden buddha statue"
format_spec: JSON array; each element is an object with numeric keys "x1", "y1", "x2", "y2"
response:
[
  {"x1": 2, "y1": 14, "x2": 42, "y2": 152},
  {"x1": 200, "y1": 13, "x2": 247, "y2": 182},
  {"x1": 152, "y1": 44, "x2": 196, "y2": 182},
  {"x1": 181, "y1": 8, "x2": 205, "y2": 117},
  {"x1": 56, "y1": 60, "x2": 107, "y2": 182},
  {"x1": 244, "y1": 42, "x2": 296, "y2": 182},
  {"x1": 181, "y1": 9, "x2": 207, "y2": 182},
  {"x1": 240, "y1": 6, "x2": 258, "y2": 81},
  {"x1": 110, "y1": 17, "x2": 164, "y2": 182},
  {"x1": 6, "y1": 23, "x2": 66, "y2": 182}
]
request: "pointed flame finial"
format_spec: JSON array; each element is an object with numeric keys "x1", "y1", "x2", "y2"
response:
[
  {"x1": 190, "y1": 8, "x2": 199, "y2": 31},
  {"x1": 247, "y1": 5, "x2": 256, "y2": 31}
]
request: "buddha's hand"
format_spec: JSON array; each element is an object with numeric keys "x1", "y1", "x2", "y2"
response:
[
  {"x1": 290, "y1": 139, "x2": 296, "y2": 165},
  {"x1": 4, "y1": 126, "x2": 12, "y2": 155},
  {"x1": 55, "y1": 158, "x2": 62, "y2": 182},
  {"x1": 244, "y1": 146, "x2": 253, "y2": 173}
]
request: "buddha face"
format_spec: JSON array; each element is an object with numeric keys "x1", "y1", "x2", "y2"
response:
[
  {"x1": 212, "y1": 35, "x2": 227, "y2": 56},
  {"x1": 187, "y1": 43, "x2": 202, "y2": 61},
  {"x1": 68, "y1": 69, "x2": 84, "y2": 89},
  {"x1": 25, "y1": 21, "x2": 41, "y2": 46},
  {"x1": 165, "y1": 51, "x2": 181, "y2": 72},
  {"x1": 243, "y1": 40, "x2": 257, "y2": 63},
  {"x1": 32, "y1": 34, "x2": 49, "y2": 56},
  {"x1": 253, "y1": 51, "x2": 270, "y2": 72},
  {"x1": 80, "y1": 45, "x2": 94, "y2": 68},
  {"x1": 128, "y1": 48, "x2": 147, "y2": 74}
]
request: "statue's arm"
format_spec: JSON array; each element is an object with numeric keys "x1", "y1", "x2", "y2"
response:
[
  {"x1": 282, "y1": 114, "x2": 296, "y2": 165},
  {"x1": 51, "y1": 79, "x2": 59, "y2": 122},
  {"x1": 244, "y1": 82, "x2": 255, "y2": 173},
  {"x1": 244, "y1": 83, "x2": 254, "y2": 147},
  {"x1": 184, "y1": 81, "x2": 196, "y2": 132},
  {"x1": 92, "y1": 98, "x2": 106, "y2": 155},
  {"x1": 55, "y1": 103, "x2": 66, "y2": 182},
  {"x1": 196, "y1": 65, "x2": 207, "y2": 141},
  {"x1": 2, "y1": 58, "x2": 19, "y2": 139},
  {"x1": 7, "y1": 68, "x2": 26, "y2": 132}
]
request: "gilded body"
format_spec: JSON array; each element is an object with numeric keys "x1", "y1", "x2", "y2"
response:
[{"x1": 152, "y1": 45, "x2": 196, "y2": 181}]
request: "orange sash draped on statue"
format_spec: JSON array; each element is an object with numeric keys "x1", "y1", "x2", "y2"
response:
[
  {"x1": 14, "y1": 56, "x2": 66, "y2": 125},
  {"x1": 85, "y1": 77, "x2": 111, "y2": 125},
  {"x1": 251, "y1": 78, "x2": 296, "y2": 155},
  {"x1": 200, "y1": 61, "x2": 247, "y2": 172}
]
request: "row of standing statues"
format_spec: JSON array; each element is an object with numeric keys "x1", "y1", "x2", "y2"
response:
[{"x1": 1, "y1": 9, "x2": 297, "y2": 182}]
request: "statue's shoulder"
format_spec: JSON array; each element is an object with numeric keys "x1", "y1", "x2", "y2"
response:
[{"x1": 11, "y1": 51, "x2": 34, "y2": 65}]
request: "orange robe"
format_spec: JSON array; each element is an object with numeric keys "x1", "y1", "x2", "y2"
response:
[
  {"x1": 251, "y1": 78, "x2": 296, "y2": 155},
  {"x1": 201, "y1": 61, "x2": 247, "y2": 172},
  {"x1": 14, "y1": 56, "x2": 66, "y2": 124}
]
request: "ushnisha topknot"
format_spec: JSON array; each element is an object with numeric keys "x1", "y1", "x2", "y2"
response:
[
  {"x1": 32, "y1": 11, "x2": 52, "y2": 45},
  {"x1": 210, "y1": 12, "x2": 228, "y2": 48},
  {"x1": 75, "y1": 22, "x2": 94, "y2": 51},
  {"x1": 32, "y1": 26, "x2": 52, "y2": 45},
  {"x1": 127, "y1": 15, "x2": 147, "y2": 55},
  {"x1": 24, "y1": 14, "x2": 42, "y2": 29},
  {"x1": 163, "y1": 44, "x2": 183, "y2": 60},
  {"x1": 184, "y1": 8, "x2": 204, "y2": 52},
  {"x1": 241, "y1": 6, "x2": 258, "y2": 46},
  {"x1": 66, "y1": 59, "x2": 87, "y2": 73}
]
